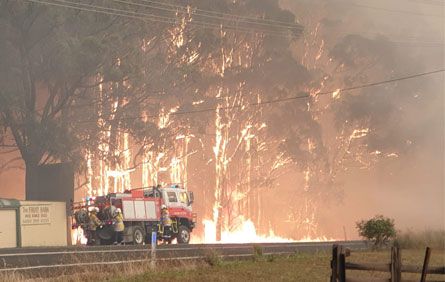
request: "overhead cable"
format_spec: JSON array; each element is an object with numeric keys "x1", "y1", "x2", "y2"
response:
[{"x1": 75, "y1": 69, "x2": 445, "y2": 124}]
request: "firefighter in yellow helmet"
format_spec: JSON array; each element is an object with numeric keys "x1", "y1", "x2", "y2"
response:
[
  {"x1": 88, "y1": 207, "x2": 102, "y2": 245},
  {"x1": 161, "y1": 204, "x2": 172, "y2": 243},
  {"x1": 113, "y1": 208, "x2": 125, "y2": 245}
]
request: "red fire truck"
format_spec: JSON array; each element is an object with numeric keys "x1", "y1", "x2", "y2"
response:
[{"x1": 72, "y1": 185, "x2": 196, "y2": 245}]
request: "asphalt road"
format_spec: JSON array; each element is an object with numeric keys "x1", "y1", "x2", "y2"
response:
[{"x1": 0, "y1": 241, "x2": 367, "y2": 276}]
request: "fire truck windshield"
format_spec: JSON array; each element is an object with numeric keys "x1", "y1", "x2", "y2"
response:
[
  {"x1": 167, "y1": 192, "x2": 177, "y2": 202},
  {"x1": 179, "y1": 192, "x2": 189, "y2": 205}
]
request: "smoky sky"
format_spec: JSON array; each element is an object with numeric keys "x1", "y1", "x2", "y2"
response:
[{"x1": 279, "y1": 0, "x2": 444, "y2": 235}]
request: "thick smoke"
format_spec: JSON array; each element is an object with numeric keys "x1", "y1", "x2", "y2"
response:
[{"x1": 280, "y1": 0, "x2": 444, "y2": 237}]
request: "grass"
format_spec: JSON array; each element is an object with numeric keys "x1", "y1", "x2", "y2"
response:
[
  {"x1": 203, "y1": 248, "x2": 223, "y2": 266},
  {"x1": 114, "y1": 252, "x2": 332, "y2": 282},
  {"x1": 111, "y1": 249, "x2": 444, "y2": 282},
  {"x1": 0, "y1": 272, "x2": 26, "y2": 282},
  {"x1": 345, "y1": 249, "x2": 445, "y2": 281},
  {"x1": 395, "y1": 229, "x2": 445, "y2": 249},
  {"x1": 1, "y1": 247, "x2": 443, "y2": 281}
]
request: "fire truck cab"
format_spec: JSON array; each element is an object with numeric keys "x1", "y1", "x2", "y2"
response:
[{"x1": 72, "y1": 185, "x2": 196, "y2": 245}]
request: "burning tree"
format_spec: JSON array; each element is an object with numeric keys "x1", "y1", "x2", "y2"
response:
[
  {"x1": 0, "y1": 0, "x2": 180, "y2": 194},
  {"x1": 170, "y1": 1, "x2": 311, "y2": 241},
  {"x1": 277, "y1": 0, "x2": 443, "y2": 238}
]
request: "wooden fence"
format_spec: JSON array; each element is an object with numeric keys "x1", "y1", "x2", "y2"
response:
[{"x1": 330, "y1": 244, "x2": 445, "y2": 282}]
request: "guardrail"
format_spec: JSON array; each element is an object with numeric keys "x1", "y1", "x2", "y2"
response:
[{"x1": 330, "y1": 244, "x2": 445, "y2": 282}]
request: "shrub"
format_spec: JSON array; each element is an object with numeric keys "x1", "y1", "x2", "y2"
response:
[
  {"x1": 253, "y1": 245, "x2": 263, "y2": 261},
  {"x1": 204, "y1": 249, "x2": 222, "y2": 266},
  {"x1": 356, "y1": 215, "x2": 396, "y2": 248},
  {"x1": 267, "y1": 254, "x2": 276, "y2": 262}
]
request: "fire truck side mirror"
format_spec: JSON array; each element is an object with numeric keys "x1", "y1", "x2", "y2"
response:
[{"x1": 188, "y1": 191, "x2": 194, "y2": 205}]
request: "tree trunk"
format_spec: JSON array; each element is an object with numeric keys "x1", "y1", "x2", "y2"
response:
[
  {"x1": 25, "y1": 162, "x2": 39, "y2": 200},
  {"x1": 216, "y1": 206, "x2": 223, "y2": 241}
]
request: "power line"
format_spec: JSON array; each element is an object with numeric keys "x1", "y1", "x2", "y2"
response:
[
  {"x1": 26, "y1": 0, "x2": 180, "y2": 24},
  {"x1": 26, "y1": 0, "x2": 443, "y2": 46},
  {"x1": 386, "y1": 40, "x2": 444, "y2": 47},
  {"x1": 27, "y1": 0, "x2": 296, "y2": 38},
  {"x1": 114, "y1": 0, "x2": 303, "y2": 30},
  {"x1": 28, "y1": 0, "x2": 443, "y2": 47},
  {"x1": 75, "y1": 69, "x2": 445, "y2": 124},
  {"x1": 68, "y1": 1, "x2": 445, "y2": 46},
  {"x1": 311, "y1": 30, "x2": 445, "y2": 47},
  {"x1": 335, "y1": 30, "x2": 444, "y2": 44},
  {"x1": 138, "y1": 0, "x2": 303, "y2": 28},
  {"x1": 27, "y1": 0, "x2": 302, "y2": 38},
  {"x1": 348, "y1": 2, "x2": 444, "y2": 17},
  {"x1": 16, "y1": 2, "x2": 445, "y2": 121},
  {"x1": 405, "y1": 0, "x2": 445, "y2": 7}
]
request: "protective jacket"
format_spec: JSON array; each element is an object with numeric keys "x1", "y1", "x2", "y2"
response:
[
  {"x1": 88, "y1": 213, "x2": 102, "y2": 231},
  {"x1": 113, "y1": 213, "x2": 125, "y2": 232},
  {"x1": 161, "y1": 209, "x2": 172, "y2": 226}
]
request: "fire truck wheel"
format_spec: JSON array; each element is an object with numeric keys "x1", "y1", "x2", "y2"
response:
[
  {"x1": 177, "y1": 226, "x2": 190, "y2": 244},
  {"x1": 132, "y1": 226, "x2": 145, "y2": 245}
]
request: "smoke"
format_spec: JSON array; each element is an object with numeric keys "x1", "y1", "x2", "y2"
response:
[{"x1": 280, "y1": 0, "x2": 444, "y2": 236}]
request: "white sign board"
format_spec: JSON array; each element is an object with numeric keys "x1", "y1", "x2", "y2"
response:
[
  {"x1": 21, "y1": 205, "x2": 51, "y2": 225},
  {"x1": 0, "y1": 209, "x2": 17, "y2": 248}
]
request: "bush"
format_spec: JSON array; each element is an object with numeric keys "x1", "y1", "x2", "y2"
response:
[
  {"x1": 253, "y1": 245, "x2": 263, "y2": 261},
  {"x1": 356, "y1": 215, "x2": 396, "y2": 248},
  {"x1": 204, "y1": 249, "x2": 222, "y2": 266}
]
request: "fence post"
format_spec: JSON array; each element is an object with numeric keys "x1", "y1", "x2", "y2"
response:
[
  {"x1": 339, "y1": 253, "x2": 346, "y2": 282},
  {"x1": 331, "y1": 244, "x2": 339, "y2": 282},
  {"x1": 420, "y1": 247, "x2": 431, "y2": 282},
  {"x1": 390, "y1": 246, "x2": 401, "y2": 282}
]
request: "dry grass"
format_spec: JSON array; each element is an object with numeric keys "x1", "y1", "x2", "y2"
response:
[
  {"x1": 118, "y1": 249, "x2": 445, "y2": 282},
  {"x1": 395, "y1": 229, "x2": 445, "y2": 250},
  {"x1": 115, "y1": 253, "x2": 332, "y2": 282},
  {"x1": 1, "y1": 248, "x2": 443, "y2": 282},
  {"x1": 202, "y1": 249, "x2": 222, "y2": 266},
  {"x1": 0, "y1": 255, "x2": 206, "y2": 282},
  {"x1": 346, "y1": 249, "x2": 445, "y2": 281},
  {"x1": 0, "y1": 272, "x2": 27, "y2": 282}
]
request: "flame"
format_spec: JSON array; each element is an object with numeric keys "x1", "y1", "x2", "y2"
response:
[
  {"x1": 193, "y1": 217, "x2": 332, "y2": 244},
  {"x1": 106, "y1": 168, "x2": 135, "y2": 178},
  {"x1": 386, "y1": 153, "x2": 399, "y2": 158},
  {"x1": 192, "y1": 100, "x2": 204, "y2": 105},
  {"x1": 332, "y1": 88, "x2": 341, "y2": 99},
  {"x1": 349, "y1": 128, "x2": 369, "y2": 140},
  {"x1": 72, "y1": 227, "x2": 88, "y2": 245}
]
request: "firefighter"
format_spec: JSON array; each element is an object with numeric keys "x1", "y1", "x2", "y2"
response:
[
  {"x1": 88, "y1": 207, "x2": 102, "y2": 245},
  {"x1": 113, "y1": 208, "x2": 125, "y2": 245},
  {"x1": 161, "y1": 204, "x2": 172, "y2": 243}
]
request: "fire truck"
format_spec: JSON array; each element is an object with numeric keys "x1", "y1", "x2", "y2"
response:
[{"x1": 72, "y1": 185, "x2": 196, "y2": 245}]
